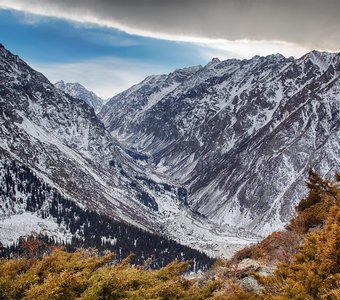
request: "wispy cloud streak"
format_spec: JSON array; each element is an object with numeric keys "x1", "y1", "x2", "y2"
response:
[{"x1": 0, "y1": 0, "x2": 339, "y2": 51}]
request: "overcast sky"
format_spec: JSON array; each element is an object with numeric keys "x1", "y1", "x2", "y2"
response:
[{"x1": 0, "y1": 0, "x2": 339, "y2": 98}]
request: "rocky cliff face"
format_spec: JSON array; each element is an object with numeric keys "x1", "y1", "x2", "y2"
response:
[{"x1": 100, "y1": 51, "x2": 340, "y2": 236}]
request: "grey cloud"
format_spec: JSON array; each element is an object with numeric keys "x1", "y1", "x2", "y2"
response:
[{"x1": 3, "y1": 0, "x2": 340, "y2": 50}]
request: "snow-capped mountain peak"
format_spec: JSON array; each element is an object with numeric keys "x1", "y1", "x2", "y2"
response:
[{"x1": 55, "y1": 80, "x2": 104, "y2": 113}]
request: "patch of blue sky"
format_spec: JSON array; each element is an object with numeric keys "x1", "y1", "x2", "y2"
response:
[{"x1": 0, "y1": 9, "x2": 207, "y2": 68}]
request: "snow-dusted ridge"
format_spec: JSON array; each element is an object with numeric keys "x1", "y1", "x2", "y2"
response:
[
  {"x1": 0, "y1": 43, "x2": 257, "y2": 257},
  {"x1": 100, "y1": 50, "x2": 340, "y2": 237},
  {"x1": 55, "y1": 80, "x2": 104, "y2": 113}
]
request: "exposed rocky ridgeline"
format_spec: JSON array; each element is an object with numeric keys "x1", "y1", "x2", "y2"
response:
[
  {"x1": 54, "y1": 80, "x2": 103, "y2": 113},
  {"x1": 100, "y1": 51, "x2": 340, "y2": 236},
  {"x1": 0, "y1": 44, "x2": 256, "y2": 257}
]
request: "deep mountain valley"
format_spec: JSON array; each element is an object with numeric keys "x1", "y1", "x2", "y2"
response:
[{"x1": 0, "y1": 43, "x2": 339, "y2": 262}]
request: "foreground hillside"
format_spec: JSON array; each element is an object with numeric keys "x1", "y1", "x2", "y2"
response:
[
  {"x1": 1, "y1": 171, "x2": 338, "y2": 299},
  {"x1": 210, "y1": 170, "x2": 340, "y2": 299}
]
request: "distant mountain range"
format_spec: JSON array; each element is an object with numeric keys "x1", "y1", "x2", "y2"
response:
[
  {"x1": 0, "y1": 43, "x2": 339, "y2": 259},
  {"x1": 54, "y1": 80, "x2": 104, "y2": 113}
]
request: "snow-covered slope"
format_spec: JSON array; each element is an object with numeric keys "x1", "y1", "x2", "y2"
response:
[
  {"x1": 0, "y1": 158, "x2": 214, "y2": 269},
  {"x1": 0, "y1": 44, "x2": 257, "y2": 257},
  {"x1": 100, "y1": 51, "x2": 340, "y2": 236},
  {"x1": 100, "y1": 65, "x2": 202, "y2": 133},
  {"x1": 55, "y1": 80, "x2": 103, "y2": 113}
]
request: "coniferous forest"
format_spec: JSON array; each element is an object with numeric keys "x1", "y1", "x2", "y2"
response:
[{"x1": 0, "y1": 158, "x2": 213, "y2": 271}]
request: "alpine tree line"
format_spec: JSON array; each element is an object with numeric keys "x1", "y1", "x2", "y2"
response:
[{"x1": 0, "y1": 158, "x2": 214, "y2": 271}]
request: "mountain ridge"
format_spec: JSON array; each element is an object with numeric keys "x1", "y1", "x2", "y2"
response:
[
  {"x1": 99, "y1": 50, "x2": 340, "y2": 236},
  {"x1": 0, "y1": 43, "x2": 256, "y2": 257}
]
